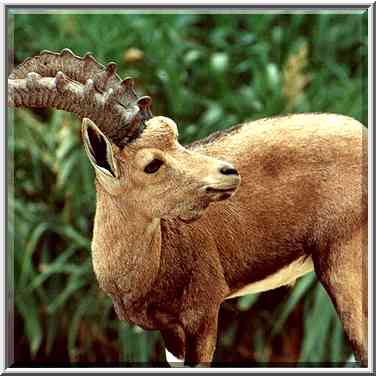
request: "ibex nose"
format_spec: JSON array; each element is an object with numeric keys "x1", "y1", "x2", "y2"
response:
[{"x1": 219, "y1": 165, "x2": 239, "y2": 176}]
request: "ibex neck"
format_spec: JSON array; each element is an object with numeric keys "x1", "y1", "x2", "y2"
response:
[{"x1": 92, "y1": 182, "x2": 161, "y2": 301}]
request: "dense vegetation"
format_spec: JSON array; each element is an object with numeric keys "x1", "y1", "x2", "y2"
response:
[{"x1": 9, "y1": 10, "x2": 367, "y2": 366}]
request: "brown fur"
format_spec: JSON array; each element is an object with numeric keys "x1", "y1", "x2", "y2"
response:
[{"x1": 83, "y1": 113, "x2": 367, "y2": 366}]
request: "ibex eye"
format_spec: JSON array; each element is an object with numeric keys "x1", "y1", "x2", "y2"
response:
[{"x1": 144, "y1": 159, "x2": 164, "y2": 174}]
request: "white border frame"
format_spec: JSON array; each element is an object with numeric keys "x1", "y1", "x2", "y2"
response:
[{"x1": 0, "y1": 0, "x2": 373, "y2": 373}]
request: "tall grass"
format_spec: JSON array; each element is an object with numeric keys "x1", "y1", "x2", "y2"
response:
[{"x1": 9, "y1": 11, "x2": 367, "y2": 365}]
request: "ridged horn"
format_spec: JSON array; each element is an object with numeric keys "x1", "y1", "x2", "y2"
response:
[{"x1": 8, "y1": 49, "x2": 153, "y2": 146}]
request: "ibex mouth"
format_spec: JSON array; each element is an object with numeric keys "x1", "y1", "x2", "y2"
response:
[
  {"x1": 204, "y1": 186, "x2": 238, "y2": 202},
  {"x1": 205, "y1": 187, "x2": 237, "y2": 194}
]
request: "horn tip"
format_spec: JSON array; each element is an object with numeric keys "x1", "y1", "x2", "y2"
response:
[
  {"x1": 107, "y1": 62, "x2": 117, "y2": 73},
  {"x1": 40, "y1": 49, "x2": 55, "y2": 56},
  {"x1": 61, "y1": 48, "x2": 74, "y2": 56},
  {"x1": 121, "y1": 77, "x2": 134, "y2": 88},
  {"x1": 137, "y1": 95, "x2": 152, "y2": 107},
  {"x1": 84, "y1": 52, "x2": 95, "y2": 61}
]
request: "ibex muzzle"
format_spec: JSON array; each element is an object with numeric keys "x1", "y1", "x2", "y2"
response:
[{"x1": 8, "y1": 49, "x2": 368, "y2": 367}]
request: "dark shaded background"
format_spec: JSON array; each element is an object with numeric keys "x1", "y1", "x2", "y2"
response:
[{"x1": 8, "y1": 10, "x2": 367, "y2": 367}]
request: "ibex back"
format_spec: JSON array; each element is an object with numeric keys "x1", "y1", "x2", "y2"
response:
[{"x1": 8, "y1": 49, "x2": 368, "y2": 367}]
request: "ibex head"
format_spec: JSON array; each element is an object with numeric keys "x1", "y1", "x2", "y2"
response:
[
  {"x1": 9, "y1": 49, "x2": 240, "y2": 222},
  {"x1": 82, "y1": 114, "x2": 241, "y2": 222}
]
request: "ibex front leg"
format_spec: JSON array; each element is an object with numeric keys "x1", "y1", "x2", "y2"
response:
[
  {"x1": 161, "y1": 325, "x2": 186, "y2": 367},
  {"x1": 182, "y1": 308, "x2": 220, "y2": 367}
]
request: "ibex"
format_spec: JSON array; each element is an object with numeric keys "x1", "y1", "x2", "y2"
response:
[{"x1": 8, "y1": 49, "x2": 368, "y2": 367}]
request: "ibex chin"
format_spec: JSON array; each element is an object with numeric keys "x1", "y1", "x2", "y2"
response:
[{"x1": 9, "y1": 49, "x2": 368, "y2": 367}]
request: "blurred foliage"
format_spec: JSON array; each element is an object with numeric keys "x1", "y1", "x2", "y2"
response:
[{"x1": 8, "y1": 10, "x2": 367, "y2": 366}]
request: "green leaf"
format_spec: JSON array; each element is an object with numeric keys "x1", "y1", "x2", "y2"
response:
[
  {"x1": 272, "y1": 272, "x2": 317, "y2": 335},
  {"x1": 58, "y1": 225, "x2": 91, "y2": 248},
  {"x1": 28, "y1": 246, "x2": 77, "y2": 291},
  {"x1": 19, "y1": 222, "x2": 51, "y2": 288},
  {"x1": 200, "y1": 103, "x2": 224, "y2": 128},
  {"x1": 184, "y1": 49, "x2": 201, "y2": 65},
  {"x1": 47, "y1": 274, "x2": 89, "y2": 314},
  {"x1": 56, "y1": 150, "x2": 81, "y2": 189},
  {"x1": 210, "y1": 52, "x2": 229, "y2": 73},
  {"x1": 267, "y1": 63, "x2": 280, "y2": 88},
  {"x1": 16, "y1": 294, "x2": 42, "y2": 356},
  {"x1": 299, "y1": 283, "x2": 337, "y2": 363},
  {"x1": 237, "y1": 293, "x2": 259, "y2": 311},
  {"x1": 68, "y1": 295, "x2": 94, "y2": 361},
  {"x1": 45, "y1": 315, "x2": 59, "y2": 355}
]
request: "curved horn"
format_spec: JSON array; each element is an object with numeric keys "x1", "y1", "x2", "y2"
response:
[{"x1": 8, "y1": 49, "x2": 153, "y2": 146}]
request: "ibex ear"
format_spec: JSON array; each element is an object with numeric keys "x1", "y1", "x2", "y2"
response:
[{"x1": 81, "y1": 118, "x2": 119, "y2": 179}]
